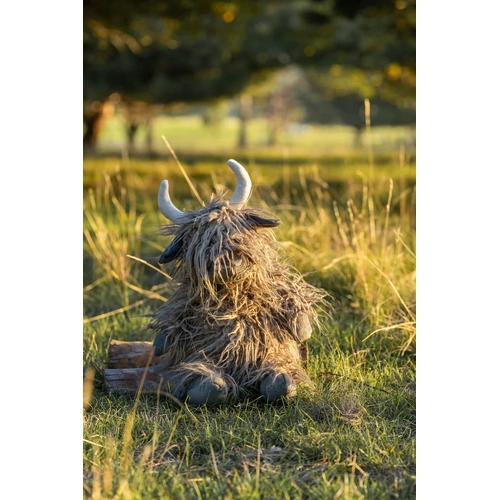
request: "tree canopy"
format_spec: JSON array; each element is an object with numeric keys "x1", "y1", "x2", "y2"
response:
[{"x1": 84, "y1": 0, "x2": 415, "y2": 106}]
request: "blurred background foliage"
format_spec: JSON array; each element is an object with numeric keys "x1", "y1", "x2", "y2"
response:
[{"x1": 83, "y1": 0, "x2": 415, "y2": 153}]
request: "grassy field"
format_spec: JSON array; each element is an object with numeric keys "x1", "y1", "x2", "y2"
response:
[
  {"x1": 94, "y1": 115, "x2": 416, "y2": 158},
  {"x1": 83, "y1": 137, "x2": 416, "y2": 499}
]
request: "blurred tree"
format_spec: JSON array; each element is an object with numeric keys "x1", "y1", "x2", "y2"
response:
[
  {"x1": 83, "y1": 0, "x2": 415, "y2": 149},
  {"x1": 295, "y1": 0, "x2": 416, "y2": 144},
  {"x1": 82, "y1": 97, "x2": 118, "y2": 149},
  {"x1": 300, "y1": 65, "x2": 415, "y2": 135},
  {"x1": 120, "y1": 101, "x2": 159, "y2": 153},
  {"x1": 237, "y1": 95, "x2": 253, "y2": 149},
  {"x1": 201, "y1": 101, "x2": 230, "y2": 127},
  {"x1": 262, "y1": 68, "x2": 305, "y2": 146},
  {"x1": 83, "y1": 0, "x2": 332, "y2": 148}
]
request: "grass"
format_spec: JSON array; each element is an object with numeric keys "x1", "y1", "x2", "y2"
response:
[
  {"x1": 94, "y1": 115, "x2": 416, "y2": 158},
  {"x1": 83, "y1": 138, "x2": 416, "y2": 499}
]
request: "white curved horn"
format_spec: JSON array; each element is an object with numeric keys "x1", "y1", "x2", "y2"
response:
[
  {"x1": 227, "y1": 159, "x2": 252, "y2": 208},
  {"x1": 158, "y1": 180, "x2": 187, "y2": 223}
]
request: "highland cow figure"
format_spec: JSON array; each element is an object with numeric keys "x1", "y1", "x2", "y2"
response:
[{"x1": 141, "y1": 159, "x2": 325, "y2": 406}]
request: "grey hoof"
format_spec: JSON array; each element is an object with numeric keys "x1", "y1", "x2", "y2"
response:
[
  {"x1": 186, "y1": 377, "x2": 228, "y2": 406},
  {"x1": 260, "y1": 373, "x2": 297, "y2": 403},
  {"x1": 153, "y1": 329, "x2": 171, "y2": 356}
]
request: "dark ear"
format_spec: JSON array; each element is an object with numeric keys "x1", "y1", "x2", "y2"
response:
[
  {"x1": 159, "y1": 236, "x2": 183, "y2": 264},
  {"x1": 245, "y1": 213, "x2": 281, "y2": 228}
]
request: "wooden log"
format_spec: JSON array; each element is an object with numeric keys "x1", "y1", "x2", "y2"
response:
[
  {"x1": 105, "y1": 339, "x2": 309, "y2": 395},
  {"x1": 105, "y1": 340, "x2": 179, "y2": 396},
  {"x1": 108, "y1": 339, "x2": 308, "y2": 369},
  {"x1": 103, "y1": 365, "x2": 178, "y2": 395},
  {"x1": 107, "y1": 340, "x2": 161, "y2": 369}
]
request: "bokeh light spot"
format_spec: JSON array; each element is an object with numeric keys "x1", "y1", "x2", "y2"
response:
[
  {"x1": 304, "y1": 45, "x2": 316, "y2": 57},
  {"x1": 223, "y1": 11, "x2": 235, "y2": 23}
]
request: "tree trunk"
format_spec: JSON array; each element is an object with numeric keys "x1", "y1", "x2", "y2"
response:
[
  {"x1": 268, "y1": 121, "x2": 279, "y2": 147},
  {"x1": 126, "y1": 121, "x2": 140, "y2": 153},
  {"x1": 83, "y1": 100, "x2": 113, "y2": 151},
  {"x1": 145, "y1": 115, "x2": 153, "y2": 155},
  {"x1": 83, "y1": 111, "x2": 105, "y2": 150},
  {"x1": 237, "y1": 95, "x2": 253, "y2": 149},
  {"x1": 266, "y1": 90, "x2": 290, "y2": 147}
]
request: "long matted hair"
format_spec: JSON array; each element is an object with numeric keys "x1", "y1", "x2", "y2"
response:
[{"x1": 147, "y1": 160, "x2": 326, "y2": 398}]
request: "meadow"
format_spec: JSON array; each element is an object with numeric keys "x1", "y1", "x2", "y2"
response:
[
  {"x1": 83, "y1": 119, "x2": 416, "y2": 499},
  {"x1": 95, "y1": 114, "x2": 416, "y2": 157}
]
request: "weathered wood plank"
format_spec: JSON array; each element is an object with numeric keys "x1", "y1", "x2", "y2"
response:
[
  {"x1": 103, "y1": 365, "x2": 177, "y2": 395},
  {"x1": 107, "y1": 340, "x2": 161, "y2": 369}
]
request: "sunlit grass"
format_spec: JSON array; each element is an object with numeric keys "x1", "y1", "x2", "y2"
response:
[
  {"x1": 95, "y1": 115, "x2": 416, "y2": 157},
  {"x1": 83, "y1": 152, "x2": 415, "y2": 499}
]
